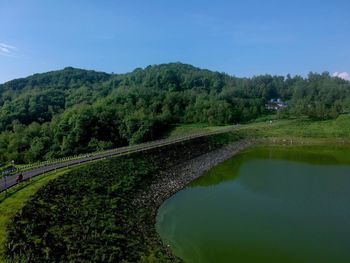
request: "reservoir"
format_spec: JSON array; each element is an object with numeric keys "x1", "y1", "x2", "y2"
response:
[{"x1": 156, "y1": 145, "x2": 350, "y2": 263}]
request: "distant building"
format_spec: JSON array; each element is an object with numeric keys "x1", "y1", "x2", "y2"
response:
[{"x1": 265, "y1": 98, "x2": 288, "y2": 110}]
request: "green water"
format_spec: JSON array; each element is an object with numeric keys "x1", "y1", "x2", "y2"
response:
[{"x1": 156, "y1": 145, "x2": 350, "y2": 263}]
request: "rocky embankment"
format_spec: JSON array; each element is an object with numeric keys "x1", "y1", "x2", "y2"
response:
[
  {"x1": 132, "y1": 138, "x2": 254, "y2": 261},
  {"x1": 133, "y1": 140, "x2": 254, "y2": 262},
  {"x1": 135, "y1": 139, "x2": 253, "y2": 218},
  {"x1": 137, "y1": 140, "x2": 252, "y2": 209}
]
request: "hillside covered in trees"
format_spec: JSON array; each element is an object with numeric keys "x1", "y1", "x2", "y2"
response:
[{"x1": 0, "y1": 63, "x2": 349, "y2": 164}]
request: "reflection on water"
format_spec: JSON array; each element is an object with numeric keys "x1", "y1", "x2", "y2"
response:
[{"x1": 156, "y1": 145, "x2": 350, "y2": 263}]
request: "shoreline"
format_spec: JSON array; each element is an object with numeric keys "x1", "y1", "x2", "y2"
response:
[
  {"x1": 136, "y1": 137, "x2": 350, "y2": 261},
  {"x1": 137, "y1": 139, "x2": 254, "y2": 210},
  {"x1": 134, "y1": 139, "x2": 254, "y2": 261}
]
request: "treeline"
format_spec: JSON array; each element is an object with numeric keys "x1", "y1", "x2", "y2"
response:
[{"x1": 0, "y1": 63, "x2": 349, "y2": 163}]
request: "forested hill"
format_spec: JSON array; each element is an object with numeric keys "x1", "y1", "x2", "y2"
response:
[{"x1": 0, "y1": 63, "x2": 349, "y2": 164}]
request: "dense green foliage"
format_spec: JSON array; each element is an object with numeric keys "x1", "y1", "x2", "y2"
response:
[{"x1": 0, "y1": 63, "x2": 349, "y2": 163}]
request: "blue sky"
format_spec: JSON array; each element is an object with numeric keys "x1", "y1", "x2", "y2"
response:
[{"x1": 1, "y1": 0, "x2": 350, "y2": 83}]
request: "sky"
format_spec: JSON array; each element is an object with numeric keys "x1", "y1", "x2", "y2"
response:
[{"x1": 1, "y1": 0, "x2": 350, "y2": 83}]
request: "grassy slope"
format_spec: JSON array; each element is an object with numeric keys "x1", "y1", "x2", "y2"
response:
[
  {"x1": 0, "y1": 126, "x2": 234, "y2": 262},
  {"x1": 0, "y1": 170, "x2": 69, "y2": 263},
  {"x1": 5, "y1": 137, "x2": 227, "y2": 262}
]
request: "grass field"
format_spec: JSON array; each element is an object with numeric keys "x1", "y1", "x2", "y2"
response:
[
  {"x1": 170, "y1": 115, "x2": 350, "y2": 142},
  {"x1": 238, "y1": 114, "x2": 350, "y2": 141}
]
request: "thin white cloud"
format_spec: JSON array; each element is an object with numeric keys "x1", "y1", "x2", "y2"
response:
[
  {"x1": 333, "y1": 72, "x2": 350, "y2": 81},
  {"x1": 0, "y1": 42, "x2": 17, "y2": 57}
]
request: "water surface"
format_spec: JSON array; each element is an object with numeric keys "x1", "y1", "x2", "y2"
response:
[{"x1": 156, "y1": 145, "x2": 350, "y2": 263}]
